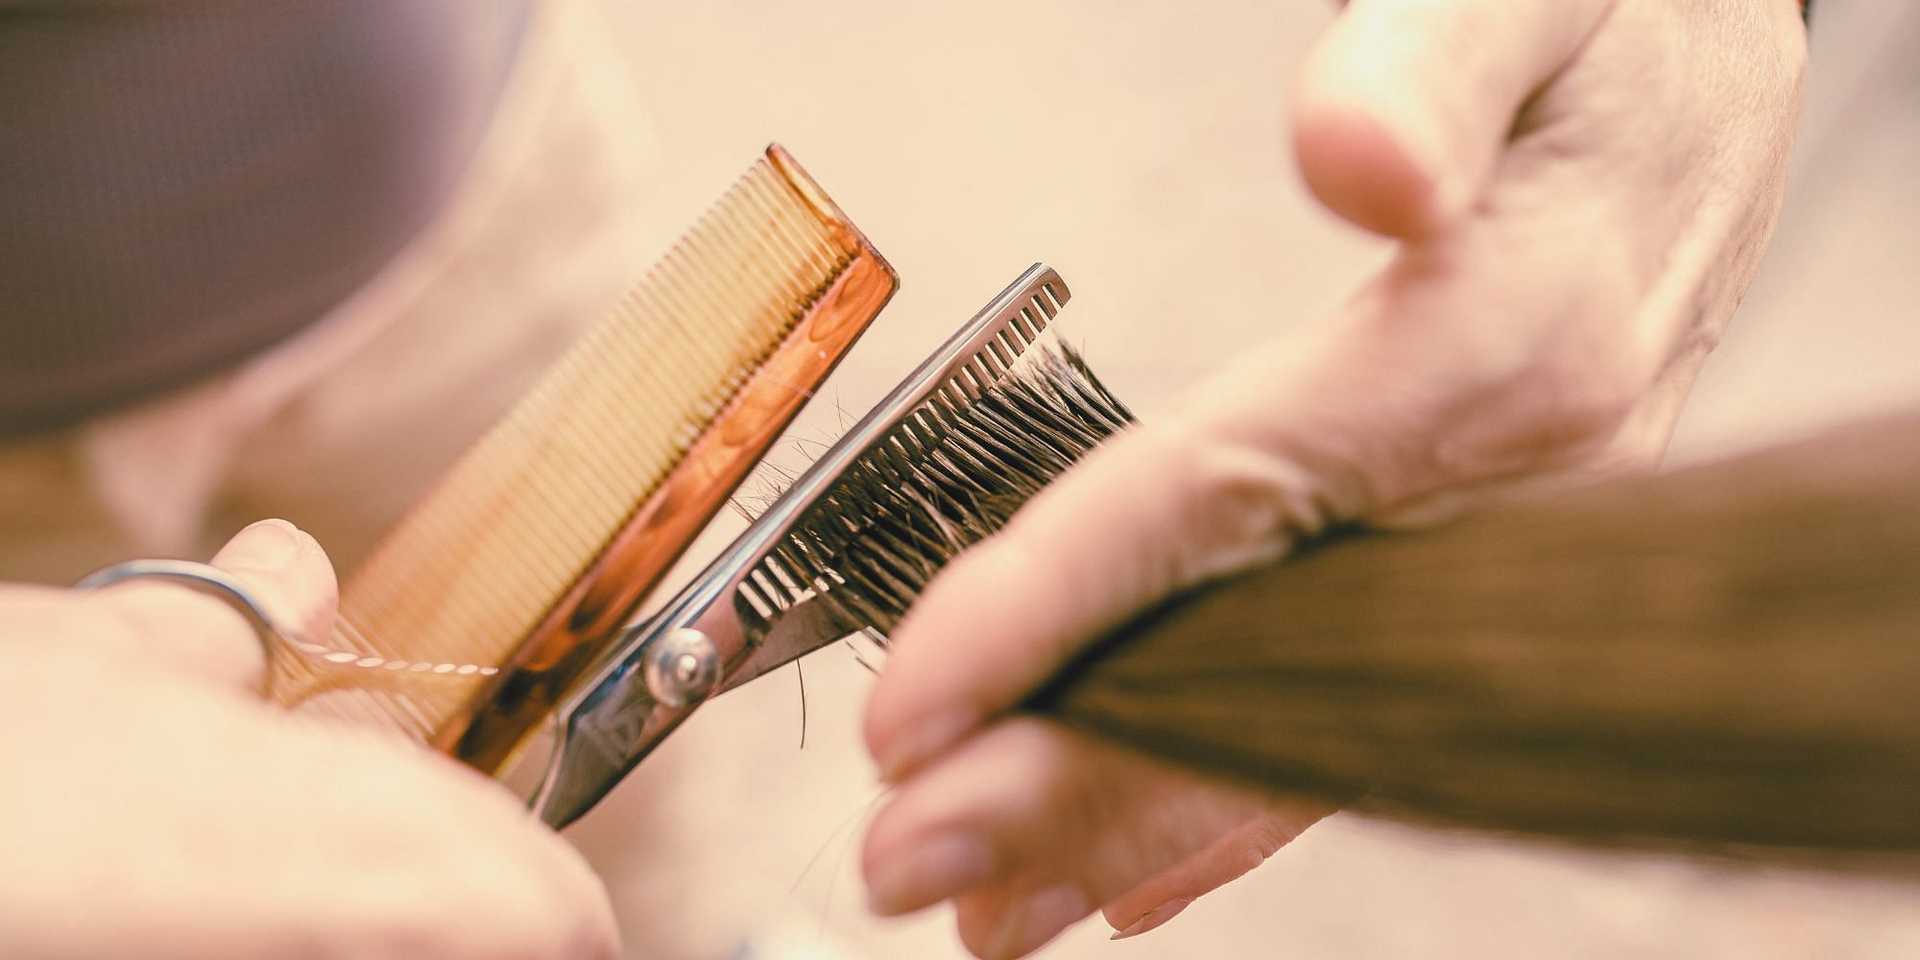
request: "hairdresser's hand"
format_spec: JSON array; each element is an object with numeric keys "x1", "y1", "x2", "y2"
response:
[
  {"x1": 863, "y1": 1, "x2": 1808, "y2": 955},
  {"x1": 0, "y1": 520, "x2": 617, "y2": 960}
]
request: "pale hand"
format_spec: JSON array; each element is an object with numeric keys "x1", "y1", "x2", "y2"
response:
[
  {"x1": 0, "y1": 520, "x2": 618, "y2": 959},
  {"x1": 861, "y1": 1, "x2": 1809, "y2": 956}
]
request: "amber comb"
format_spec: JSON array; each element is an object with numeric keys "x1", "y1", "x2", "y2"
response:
[{"x1": 266, "y1": 145, "x2": 897, "y2": 774}]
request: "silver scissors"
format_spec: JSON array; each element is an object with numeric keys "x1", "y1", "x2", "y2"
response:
[{"x1": 529, "y1": 263, "x2": 1071, "y2": 828}]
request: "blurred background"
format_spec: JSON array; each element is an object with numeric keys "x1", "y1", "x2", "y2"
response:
[{"x1": 4, "y1": 1, "x2": 1916, "y2": 957}]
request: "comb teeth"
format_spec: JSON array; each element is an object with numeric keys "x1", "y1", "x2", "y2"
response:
[
  {"x1": 271, "y1": 149, "x2": 874, "y2": 738},
  {"x1": 742, "y1": 321, "x2": 1134, "y2": 637}
]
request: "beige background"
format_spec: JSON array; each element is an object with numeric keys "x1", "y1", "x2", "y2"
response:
[{"x1": 4, "y1": 2, "x2": 1916, "y2": 958}]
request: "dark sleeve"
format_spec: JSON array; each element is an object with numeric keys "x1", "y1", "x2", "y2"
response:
[{"x1": 0, "y1": 1, "x2": 530, "y2": 436}]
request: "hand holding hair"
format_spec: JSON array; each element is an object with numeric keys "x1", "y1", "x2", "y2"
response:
[
  {"x1": 860, "y1": 1, "x2": 1811, "y2": 956},
  {"x1": 1039, "y1": 412, "x2": 1920, "y2": 856}
]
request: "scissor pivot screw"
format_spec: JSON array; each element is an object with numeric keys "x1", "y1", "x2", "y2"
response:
[{"x1": 642, "y1": 628, "x2": 721, "y2": 707}]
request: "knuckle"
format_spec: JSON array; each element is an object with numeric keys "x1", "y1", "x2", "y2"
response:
[
  {"x1": 1154, "y1": 426, "x2": 1319, "y2": 582},
  {"x1": 1226, "y1": 840, "x2": 1275, "y2": 877},
  {"x1": 1241, "y1": 817, "x2": 1305, "y2": 862}
]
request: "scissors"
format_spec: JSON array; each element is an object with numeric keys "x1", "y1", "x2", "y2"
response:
[{"x1": 529, "y1": 263, "x2": 1071, "y2": 828}]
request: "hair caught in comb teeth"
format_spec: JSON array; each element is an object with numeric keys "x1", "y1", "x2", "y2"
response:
[{"x1": 749, "y1": 334, "x2": 1134, "y2": 640}]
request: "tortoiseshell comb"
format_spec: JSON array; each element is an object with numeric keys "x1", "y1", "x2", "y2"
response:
[{"x1": 266, "y1": 145, "x2": 897, "y2": 774}]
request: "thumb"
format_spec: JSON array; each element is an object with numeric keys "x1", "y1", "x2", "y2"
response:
[
  {"x1": 865, "y1": 415, "x2": 1334, "y2": 781},
  {"x1": 85, "y1": 519, "x2": 338, "y2": 691},
  {"x1": 1291, "y1": 0, "x2": 1611, "y2": 237}
]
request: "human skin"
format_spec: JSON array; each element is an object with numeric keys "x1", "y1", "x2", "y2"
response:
[
  {"x1": 0, "y1": 520, "x2": 618, "y2": 959},
  {"x1": 860, "y1": 1, "x2": 1809, "y2": 957}
]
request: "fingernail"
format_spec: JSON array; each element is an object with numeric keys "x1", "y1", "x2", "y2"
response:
[
  {"x1": 866, "y1": 833, "x2": 995, "y2": 916},
  {"x1": 219, "y1": 519, "x2": 300, "y2": 572},
  {"x1": 988, "y1": 884, "x2": 1090, "y2": 959},
  {"x1": 1109, "y1": 897, "x2": 1193, "y2": 941},
  {"x1": 877, "y1": 709, "x2": 977, "y2": 782}
]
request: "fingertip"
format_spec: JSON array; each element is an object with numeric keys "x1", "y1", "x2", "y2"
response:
[
  {"x1": 961, "y1": 884, "x2": 1090, "y2": 960},
  {"x1": 1097, "y1": 802, "x2": 1327, "y2": 939},
  {"x1": 1108, "y1": 896, "x2": 1193, "y2": 941},
  {"x1": 1292, "y1": 97, "x2": 1452, "y2": 239},
  {"x1": 213, "y1": 518, "x2": 336, "y2": 594},
  {"x1": 861, "y1": 779, "x2": 992, "y2": 918},
  {"x1": 210, "y1": 518, "x2": 303, "y2": 571},
  {"x1": 861, "y1": 726, "x2": 1051, "y2": 920},
  {"x1": 1291, "y1": 0, "x2": 1613, "y2": 241},
  {"x1": 543, "y1": 837, "x2": 622, "y2": 959},
  {"x1": 498, "y1": 826, "x2": 623, "y2": 959},
  {"x1": 413, "y1": 747, "x2": 622, "y2": 959},
  {"x1": 954, "y1": 888, "x2": 1017, "y2": 960},
  {"x1": 212, "y1": 518, "x2": 339, "y2": 648}
]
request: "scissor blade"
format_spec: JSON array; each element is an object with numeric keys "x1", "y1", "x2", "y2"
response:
[
  {"x1": 532, "y1": 691, "x2": 697, "y2": 830},
  {"x1": 532, "y1": 594, "x2": 855, "y2": 829},
  {"x1": 714, "y1": 593, "x2": 860, "y2": 696}
]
